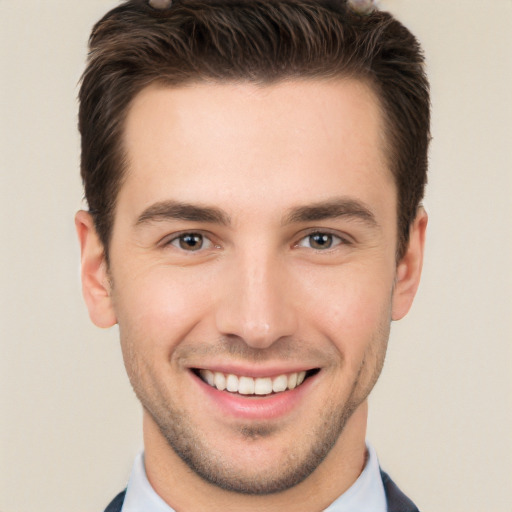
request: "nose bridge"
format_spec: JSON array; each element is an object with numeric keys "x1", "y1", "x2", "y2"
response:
[{"x1": 215, "y1": 246, "x2": 297, "y2": 348}]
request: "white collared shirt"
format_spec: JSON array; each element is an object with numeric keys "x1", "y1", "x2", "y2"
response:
[{"x1": 121, "y1": 443, "x2": 386, "y2": 512}]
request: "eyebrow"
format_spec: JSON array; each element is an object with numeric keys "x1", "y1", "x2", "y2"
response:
[
  {"x1": 135, "y1": 197, "x2": 378, "y2": 229},
  {"x1": 283, "y1": 198, "x2": 379, "y2": 228},
  {"x1": 135, "y1": 200, "x2": 231, "y2": 226}
]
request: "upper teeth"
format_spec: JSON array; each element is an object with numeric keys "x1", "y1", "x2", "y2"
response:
[{"x1": 199, "y1": 370, "x2": 307, "y2": 395}]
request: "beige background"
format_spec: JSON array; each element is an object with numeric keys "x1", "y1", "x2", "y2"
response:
[{"x1": 1, "y1": 1, "x2": 511, "y2": 511}]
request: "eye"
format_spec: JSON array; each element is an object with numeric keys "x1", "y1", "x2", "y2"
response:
[
  {"x1": 297, "y1": 232, "x2": 345, "y2": 250},
  {"x1": 169, "y1": 232, "x2": 213, "y2": 251}
]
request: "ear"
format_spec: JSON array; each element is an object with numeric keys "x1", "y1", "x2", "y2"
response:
[
  {"x1": 392, "y1": 208, "x2": 428, "y2": 321},
  {"x1": 75, "y1": 210, "x2": 117, "y2": 328}
]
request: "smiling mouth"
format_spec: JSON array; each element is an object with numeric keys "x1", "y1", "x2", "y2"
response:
[{"x1": 194, "y1": 369, "x2": 319, "y2": 396}]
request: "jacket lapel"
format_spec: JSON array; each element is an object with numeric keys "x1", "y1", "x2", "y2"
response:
[
  {"x1": 103, "y1": 490, "x2": 126, "y2": 512},
  {"x1": 380, "y1": 470, "x2": 420, "y2": 512}
]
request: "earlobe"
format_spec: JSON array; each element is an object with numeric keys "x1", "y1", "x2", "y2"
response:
[
  {"x1": 391, "y1": 208, "x2": 428, "y2": 321},
  {"x1": 75, "y1": 210, "x2": 117, "y2": 328}
]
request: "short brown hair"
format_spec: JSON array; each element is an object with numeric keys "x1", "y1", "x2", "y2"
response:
[{"x1": 79, "y1": 0, "x2": 430, "y2": 261}]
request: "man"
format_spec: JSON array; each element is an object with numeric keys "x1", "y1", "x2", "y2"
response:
[{"x1": 76, "y1": 0, "x2": 429, "y2": 510}]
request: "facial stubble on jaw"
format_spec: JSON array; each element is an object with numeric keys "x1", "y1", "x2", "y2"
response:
[
  {"x1": 121, "y1": 307, "x2": 391, "y2": 496},
  {"x1": 147, "y1": 395, "x2": 359, "y2": 495},
  {"x1": 133, "y1": 343, "x2": 387, "y2": 497}
]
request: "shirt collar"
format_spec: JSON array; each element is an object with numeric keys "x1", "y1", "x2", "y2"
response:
[
  {"x1": 122, "y1": 443, "x2": 386, "y2": 512},
  {"x1": 323, "y1": 443, "x2": 387, "y2": 512},
  {"x1": 122, "y1": 452, "x2": 171, "y2": 512}
]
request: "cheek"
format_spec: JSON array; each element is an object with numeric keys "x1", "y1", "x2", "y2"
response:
[
  {"x1": 113, "y1": 268, "x2": 213, "y2": 355},
  {"x1": 333, "y1": 284, "x2": 391, "y2": 330},
  {"x1": 298, "y1": 264, "x2": 393, "y2": 356}
]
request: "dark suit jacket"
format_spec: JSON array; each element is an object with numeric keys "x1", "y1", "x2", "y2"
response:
[{"x1": 103, "y1": 469, "x2": 419, "y2": 512}]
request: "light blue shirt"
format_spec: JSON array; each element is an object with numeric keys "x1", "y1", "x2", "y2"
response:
[{"x1": 121, "y1": 443, "x2": 386, "y2": 512}]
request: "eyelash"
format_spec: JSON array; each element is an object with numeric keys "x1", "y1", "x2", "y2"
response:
[{"x1": 163, "y1": 230, "x2": 350, "y2": 253}]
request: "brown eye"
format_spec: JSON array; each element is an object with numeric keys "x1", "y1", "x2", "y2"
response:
[
  {"x1": 170, "y1": 233, "x2": 210, "y2": 251},
  {"x1": 309, "y1": 233, "x2": 333, "y2": 249},
  {"x1": 298, "y1": 232, "x2": 343, "y2": 250}
]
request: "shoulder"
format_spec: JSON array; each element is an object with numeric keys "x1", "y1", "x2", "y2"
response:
[
  {"x1": 103, "y1": 490, "x2": 126, "y2": 512},
  {"x1": 380, "y1": 470, "x2": 420, "y2": 512}
]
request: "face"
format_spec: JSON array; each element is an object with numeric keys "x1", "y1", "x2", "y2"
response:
[{"x1": 78, "y1": 79, "x2": 426, "y2": 496}]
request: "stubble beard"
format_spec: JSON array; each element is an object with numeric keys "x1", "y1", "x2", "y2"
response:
[
  {"x1": 124, "y1": 320, "x2": 389, "y2": 495},
  {"x1": 145, "y1": 390, "x2": 360, "y2": 495},
  {"x1": 135, "y1": 345, "x2": 387, "y2": 495}
]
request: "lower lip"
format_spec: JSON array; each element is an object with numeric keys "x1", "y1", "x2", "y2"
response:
[{"x1": 191, "y1": 371, "x2": 317, "y2": 421}]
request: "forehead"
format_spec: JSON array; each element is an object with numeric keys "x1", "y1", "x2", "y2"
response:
[{"x1": 119, "y1": 79, "x2": 394, "y2": 219}]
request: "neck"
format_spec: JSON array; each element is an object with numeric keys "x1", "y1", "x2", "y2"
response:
[{"x1": 143, "y1": 401, "x2": 369, "y2": 512}]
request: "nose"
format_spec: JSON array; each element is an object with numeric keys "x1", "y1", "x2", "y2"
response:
[{"x1": 214, "y1": 250, "x2": 298, "y2": 349}]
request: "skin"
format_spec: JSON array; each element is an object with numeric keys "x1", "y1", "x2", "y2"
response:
[{"x1": 76, "y1": 79, "x2": 427, "y2": 512}]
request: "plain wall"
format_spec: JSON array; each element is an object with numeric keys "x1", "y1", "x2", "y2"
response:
[{"x1": 1, "y1": 1, "x2": 511, "y2": 511}]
